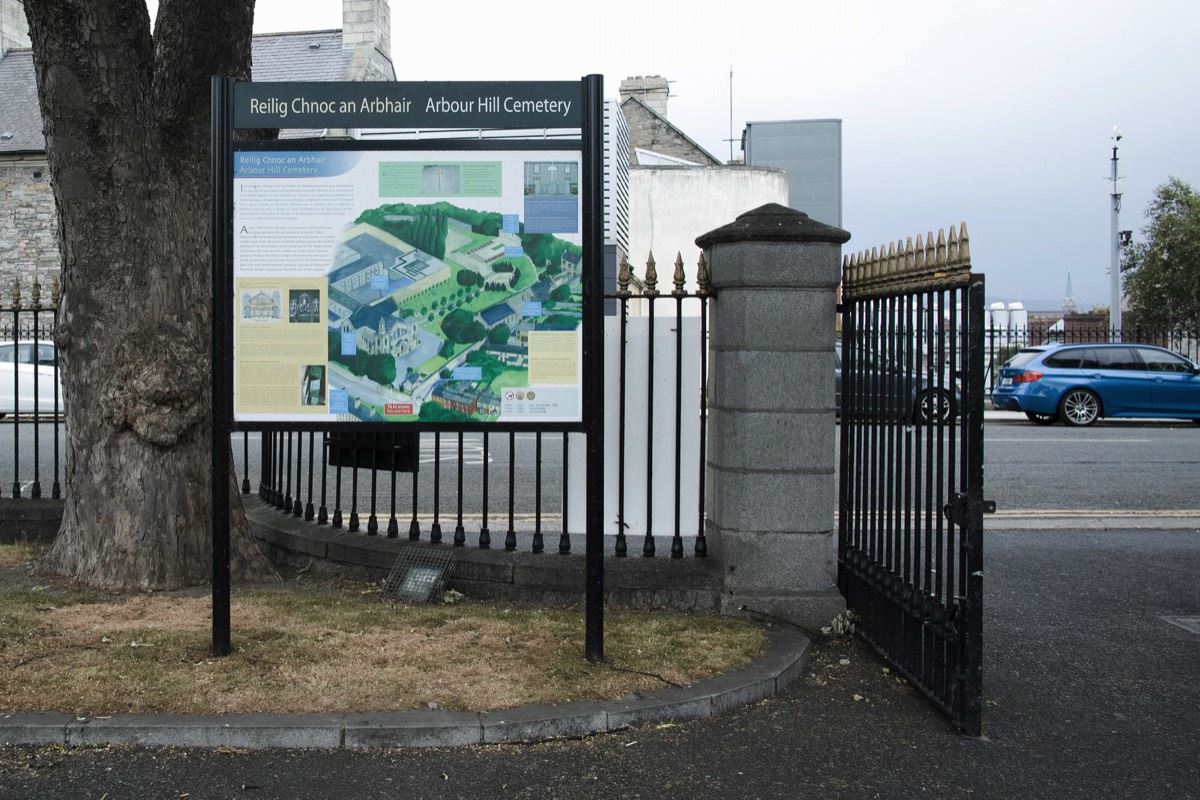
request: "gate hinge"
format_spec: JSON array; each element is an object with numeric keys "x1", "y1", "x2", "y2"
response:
[{"x1": 943, "y1": 493, "x2": 997, "y2": 527}]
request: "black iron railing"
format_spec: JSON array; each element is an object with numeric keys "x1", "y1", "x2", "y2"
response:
[{"x1": 0, "y1": 275, "x2": 63, "y2": 503}]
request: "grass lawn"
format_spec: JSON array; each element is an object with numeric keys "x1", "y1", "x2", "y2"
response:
[
  {"x1": 489, "y1": 368, "x2": 530, "y2": 392},
  {"x1": 0, "y1": 544, "x2": 765, "y2": 716}
]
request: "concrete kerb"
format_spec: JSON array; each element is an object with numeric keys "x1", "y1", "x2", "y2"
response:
[{"x1": 0, "y1": 626, "x2": 810, "y2": 751}]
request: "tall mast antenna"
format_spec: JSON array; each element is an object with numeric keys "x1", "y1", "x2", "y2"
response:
[{"x1": 728, "y1": 66, "x2": 734, "y2": 163}]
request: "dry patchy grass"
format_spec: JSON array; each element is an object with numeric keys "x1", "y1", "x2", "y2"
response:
[
  {"x1": 0, "y1": 545, "x2": 764, "y2": 716},
  {"x1": 0, "y1": 540, "x2": 44, "y2": 568}
]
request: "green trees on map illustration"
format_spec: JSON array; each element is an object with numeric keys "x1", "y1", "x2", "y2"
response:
[
  {"x1": 440, "y1": 308, "x2": 487, "y2": 346},
  {"x1": 334, "y1": 200, "x2": 582, "y2": 421},
  {"x1": 410, "y1": 211, "x2": 448, "y2": 259},
  {"x1": 418, "y1": 403, "x2": 472, "y2": 423},
  {"x1": 464, "y1": 350, "x2": 506, "y2": 385},
  {"x1": 327, "y1": 332, "x2": 397, "y2": 386},
  {"x1": 354, "y1": 206, "x2": 447, "y2": 259},
  {"x1": 523, "y1": 233, "x2": 581, "y2": 271},
  {"x1": 488, "y1": 324, "x2": 511, "y2": 344},
  {"x1": 355, "y1": 203, "x2": 582, "y2": 270}
]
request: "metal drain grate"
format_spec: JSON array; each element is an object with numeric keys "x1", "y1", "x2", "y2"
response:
[
  {"x1": 1162, "y1": 616, "x2": 1200, "y2": 635},
  {"x1": 383, "y1": 546, "x2": 457, "y2": 603}
]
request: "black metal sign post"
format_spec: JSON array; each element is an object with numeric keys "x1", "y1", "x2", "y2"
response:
[
  {"x1": 211, "y1": 75, "x2": 235, "y2": 656},
  {"x1": 580, "y1": 74, "x2": 605, "y2": 663},
  {"x1": 209, "y1": 76, "x2": 605, "y2": 661}
]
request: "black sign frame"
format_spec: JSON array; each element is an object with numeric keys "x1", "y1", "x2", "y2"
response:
[{"x1": 210, "y1": 75, "x2": 607, "y2": 662}]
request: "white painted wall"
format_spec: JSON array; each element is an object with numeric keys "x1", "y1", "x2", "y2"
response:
[
  {"x1": 627, "y1": 165, "x2": 788, "y2": 298},
  {"x1": 566, "y1": 315, "x2": 703, "y2": 539}
]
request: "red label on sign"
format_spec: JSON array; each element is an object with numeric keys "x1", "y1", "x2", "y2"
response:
[{"x1": 385, "y1": 403, "x2": 413, "y2": 415}]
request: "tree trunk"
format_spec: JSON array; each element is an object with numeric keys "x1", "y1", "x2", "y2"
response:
[{"x1": 24, "y1": 0, "x2": 276, "y2": 589}]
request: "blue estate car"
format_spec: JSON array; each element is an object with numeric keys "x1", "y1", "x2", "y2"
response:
[{"x1": 991, "y1": 343, "x2": 1200, "y2": 426}]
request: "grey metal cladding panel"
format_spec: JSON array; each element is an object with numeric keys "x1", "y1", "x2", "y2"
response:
[
  {"x1": 783, "y1": 159, "x2": 839, "y2": 182},
  {"x1": 753, "y1": 133, "x2": 839, "y2": 161},
  {"x1": 791, "y1": 182, "x2": 840, "y2": 206},
  {"x1": 750, "y1": 120, "x2": 841, "y2": 138},
  {"x1": 799, "y1": 204, "x2": 840, "y2": 227}
]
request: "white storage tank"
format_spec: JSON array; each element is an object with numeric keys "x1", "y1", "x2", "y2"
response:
[
  {"x1": 1008, "y1": 302, "x2": 1028, "y2": 343},
  {"x1": 989, "y1": 302, "x2": 1009, "y2": 336}
]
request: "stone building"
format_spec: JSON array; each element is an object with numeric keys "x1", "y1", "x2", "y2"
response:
[
  {"x1": 0, "y1": 0, "x2": 54, "y2": 287},
  {"x1": 618, "y1": 75, "x2": 721, "y2": 167},
  {"x1": 0, "y1": 0, "x2": 396, "y2": 286}
]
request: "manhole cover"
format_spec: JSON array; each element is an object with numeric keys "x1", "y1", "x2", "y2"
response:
[{"x1": 1162, "y1": 616, "x2": 1200, "y2": 635}]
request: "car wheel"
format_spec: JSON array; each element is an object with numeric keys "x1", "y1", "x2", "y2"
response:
[
  {"x1": 1025, "y1": 411, "x2": 1057, "y2": 425},
  {"x1": 1059, "y1": 389, "x2": 1100, "y2": 426},
  {"x1": 916, "y1": 389, "x2": 955, "y2": 424}
]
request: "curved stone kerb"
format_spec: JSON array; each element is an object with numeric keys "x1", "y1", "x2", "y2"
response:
[{"x1": 695, "y1": 203, "x2": 851, "y2": 249}]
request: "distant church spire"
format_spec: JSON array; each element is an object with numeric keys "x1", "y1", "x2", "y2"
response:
[{"x1": 1063, "y1": 271, "x2": 1077, "y2": 315}]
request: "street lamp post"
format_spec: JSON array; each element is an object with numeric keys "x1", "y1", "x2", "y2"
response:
[{"x1": 1109, "y1": 126, "x2": 1123, "y2": 340}]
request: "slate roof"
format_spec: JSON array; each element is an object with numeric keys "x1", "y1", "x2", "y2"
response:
[
  {"x1": 485, "y1": 342, "x2": 527, "y2": 358},
  {"x1": 328, "y1": 286, "x2": 359, "y2": 311},
  {"x1": 432, "y1": 381, "x2": 480, "y2": 406},
  {"x1": 348, "y1": 297, "x2": 399, "y2": 331},
  {"x1": 529, "y1": 279, "x2": 555, "y2": 303},
  {"x1": 328, "y1": 253, "x2": 377, "y2": 286},
  {"x1": 0, "y1": 50, "x2": 42, "y2": 154},
  {"x1": 251, "y1": 30, "x2": 352, "y2": 140},
  {"x1": 479, "y1": 302, "x2": 517, "y2": 327},
  {"x1": 0, "y1": 29, "x2": 355, "y2": 154},
  {"x1": 251, "y1": 30, "x2": 350, "y2": 82}
]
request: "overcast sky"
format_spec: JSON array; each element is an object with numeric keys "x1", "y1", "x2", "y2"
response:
[{"x1": 203, "y1": 0, "x2": 1198, "y2": 311}]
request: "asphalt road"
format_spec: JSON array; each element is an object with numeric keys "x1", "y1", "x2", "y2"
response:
[
  {"x1": 3, "y1": 417, "x2": 1197, "y2": 521},
  {"x1": 983, "y1": 418, "x2": 1200, "y2": 512},
  {"x1": 2, "y1": 525, "x2": 1197, "y2": 799}
]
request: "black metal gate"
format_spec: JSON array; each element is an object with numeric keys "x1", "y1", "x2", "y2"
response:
[{"x1": 837, "y1": 226, "x2": 989, "y2": 735}]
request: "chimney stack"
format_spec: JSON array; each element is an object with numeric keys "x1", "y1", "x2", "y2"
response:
[
  {"x1": 342, "y1": 0, "x2": 391, "y2": 58},
  {"x1": 619, "y1": 75, "x2": 670, "y2": 118},
  {"x1": 1, "y1": 0, "x2": 32, "y2": 53}
]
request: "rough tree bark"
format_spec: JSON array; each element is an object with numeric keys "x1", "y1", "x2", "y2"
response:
[{"x1": 24, "y1": 0, "x2": 276, "y2": 589}]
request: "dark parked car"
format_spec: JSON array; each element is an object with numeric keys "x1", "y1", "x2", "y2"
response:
[
  {"x1": 835, "y1": 340, "x2": 958, "y2": 424},
  {"x1": 990, "y1": 343, "x2": 1200, "y2": 426}
]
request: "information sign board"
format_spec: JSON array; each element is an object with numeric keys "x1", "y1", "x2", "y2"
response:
[{"x1": 232, "y1": 147, "x2": 585, "y2": 425}]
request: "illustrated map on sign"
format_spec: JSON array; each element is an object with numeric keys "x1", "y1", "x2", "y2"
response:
[{"x1": 325, "y1": 201, "x2": 583, "y2": 423}]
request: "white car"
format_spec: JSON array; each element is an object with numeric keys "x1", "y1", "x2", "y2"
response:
[{"x1": 0, "y1": 341, "x2": 64, "y2": 417}]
